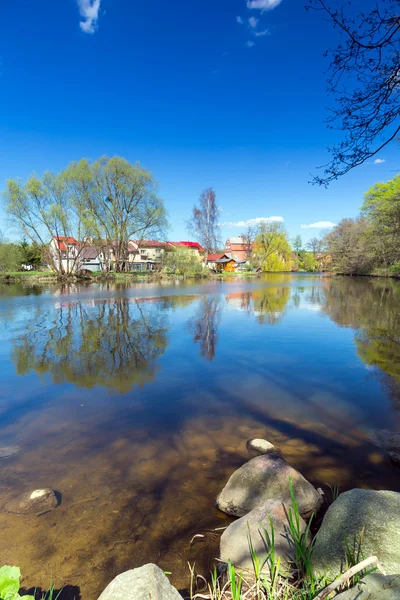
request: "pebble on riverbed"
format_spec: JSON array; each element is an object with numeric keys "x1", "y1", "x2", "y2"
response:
[{"x1": 4, "y1": 488, "x2": 59, "y2": 515}]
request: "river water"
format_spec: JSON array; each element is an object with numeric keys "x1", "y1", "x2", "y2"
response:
[{"x1": 0, "y1": 274, "x2": 399, "y2": 598}]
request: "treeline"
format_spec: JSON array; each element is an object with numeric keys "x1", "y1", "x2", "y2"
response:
[{"x1": 321, "y1": 174, "x2": 400, "y2": 276}]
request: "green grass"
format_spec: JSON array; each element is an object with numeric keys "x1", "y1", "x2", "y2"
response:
[
  {"x1": 0, "y1": 271, "x2": 56, "y2": 278},
  {"x1": 188, "y1": 477, "x2": 371, "y2": 600}
]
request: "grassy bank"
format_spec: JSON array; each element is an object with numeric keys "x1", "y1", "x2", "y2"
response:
[{"x1": 0, "y1": 270, "x2": 212, "y2": 284}]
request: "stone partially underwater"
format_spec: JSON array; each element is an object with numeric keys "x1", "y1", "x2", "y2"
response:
[{"x1": 216, "y1": 452, "x2": 323, "y2": 519}]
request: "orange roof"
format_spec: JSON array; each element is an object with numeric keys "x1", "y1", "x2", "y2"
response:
[
  {"x1": 207, "y1": 253, "x2": 226, "y2": 261},
  {"x1": 53, "y1": 236, "x2": 80, "y2": 251}
]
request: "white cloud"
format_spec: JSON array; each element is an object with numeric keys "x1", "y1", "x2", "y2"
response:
[
  {"x1": 373, "y1": 158, "x2": 385, "y2": 164},
  {"x1": 236, "y1": 16, "x2": 244, "y2": 24},
  {"x1": 254, "y1": 29, "x2": 270, "y2": 36},
  {"x1": 222, "y1": 216, "x2": 284, "y2": 227},
  {"x1": 246, "y1": 40, "x2": 255, "y2": 47},
  {"x1": 301, "y1": 221, "x2": 336, "y2": 229},
  {"x1": 247, "y1": 0, "x2": 283, "y2": 10},
  {"x1": 77, "y1": 0, "x2": 101, "y2": 34},
  {"x1": 249, "y1": 16, "x2": 259, "y2": 28}
]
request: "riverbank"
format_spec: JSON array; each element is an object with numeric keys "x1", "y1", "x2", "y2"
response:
[{"x1": 0, "y1": 271, "x2": 211, "y2": 284}]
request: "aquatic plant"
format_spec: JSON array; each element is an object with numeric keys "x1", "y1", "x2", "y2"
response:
[{"x1": 0, "y1": 566, "x2": 34, "y2": 600}]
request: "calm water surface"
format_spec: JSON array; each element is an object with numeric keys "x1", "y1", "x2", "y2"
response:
[{"x1": 0, "y1": 274, "x2": 399, "y2": 598}]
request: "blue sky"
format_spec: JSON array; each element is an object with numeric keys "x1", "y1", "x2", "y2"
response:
[{"x1": 0, "y1": 0, "x2": 396, "y2": 245}]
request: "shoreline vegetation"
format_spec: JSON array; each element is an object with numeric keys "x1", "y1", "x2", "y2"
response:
[{"x1": 1, "y1": 269, "x2": 400, "y2": 285}]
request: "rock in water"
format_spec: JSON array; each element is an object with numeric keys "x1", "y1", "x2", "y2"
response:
[
  {"x1": 216, "y1": 454, "x2": 322, "y2": 519},
  {"x1": 373, "y1": 430, "x2": 400, "y2": 465},
  {"x1": 312, "y1": 489, "x2": 400, "y2": 577},
  {"x1": 97, "y1": 564, "x2": 182, "y2": 600},
  {"x1": 4, "y1": 489, "x2": 59, "y2": 515},
  {"x1": 246, "y1": 438, "x2": 277, "y2": 456},
  {"x1": 335, "y1": 574, "x2": 400, "y2": 600},
  {"x1": 220, "y1": 499, "x2": 309, "y2": 574}
]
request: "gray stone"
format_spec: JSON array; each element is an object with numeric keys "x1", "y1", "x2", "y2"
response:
[
  {"x1": 4, "y1": 488, "x2": 59, "y2": 515},
  {"x1": 335, "y1": 574, "x2": 400, "y2": 600},
  {"x1": 312, "y1": 489, "x2": 400, "y2": 577},
  {"x1": 246, "y1": 438, "x2": 277, "y2": 456},
  {"x1": 98, "y1": 564, "x2": 182, "y2": 600},
  {"x1": 220, "y1": 499, "x2": 309, "y2": 574},
  {"x1": 216, "y1": 454, "x2": 322, "y2": 519},
  {"x1": 373, "y1": 430, "x2": 400, "y2": 465}
]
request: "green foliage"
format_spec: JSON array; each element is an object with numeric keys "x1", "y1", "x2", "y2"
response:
[
  {"x1": 297, "y1": 250, "x2": 318, "y2": 272},
  {"x1": 252, "y1": 222, "x2": 293, "y2": 272},
  {"x1": 163, "y1": 247, "x2": 208, "y2": 278},
  {"x1": 287, "y1": 479, "x2": 316, "y2": 582},
  {"x1": 324, "y1": 173, "x2": 400, "y2": 274},
  {"x1": 19, "y1": 240, "x2": 43, "y2": 267},
  {"x1": 0, "y1": 243, "x2": 23, "y2": 273},
  {"x1": 226, "y1": 561, "x2": 242, "y2": 600},
  {"x1": 0, "y1": 566, "x2": 34, "y2": 600}
]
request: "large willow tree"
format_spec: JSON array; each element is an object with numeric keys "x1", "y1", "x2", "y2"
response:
[
  {"x1": 3, "y1": 156, "x2": 168, "y2": 273},
  {"x1": 64, "y1": 157, "x2": 168, "y2": 271}
]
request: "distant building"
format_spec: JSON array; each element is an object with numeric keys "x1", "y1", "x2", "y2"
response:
[{"x1": 225, "y1": 236, "x2": 251, "y2": 261}]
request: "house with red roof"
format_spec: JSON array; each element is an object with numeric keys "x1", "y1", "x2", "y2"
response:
[{"x1": 49, "y1": 236, "x2": 81, "y2": 273}]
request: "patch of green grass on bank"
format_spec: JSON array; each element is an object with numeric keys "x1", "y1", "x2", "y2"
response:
[{"x1": 0, "y1": 271, "x2": 57, "y2": 282}]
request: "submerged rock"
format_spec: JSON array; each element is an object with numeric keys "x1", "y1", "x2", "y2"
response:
[
  {"x1": 97, "y1": 564, "x2": 182, "y2": 600},
  {"x1": 373, "y1": 430, "x2": 400, "y2": 465},
  {"x1": 312, "y1": 489, "x2": 400, "y2": 577},
  {"x1": 246, "y1": 438, "x2": 277, "y2": 456},
  {"x1": 335, "y1": 574, "x2": 400, "y2": 600},
  {"x1": 4, "y1": 488, "x2": 59, "y2": 515},
  {"x1": 0, "y1": 445, "x2": 20, "y2": 459},
  {"x1": 216, "y1": 454, "x2": 322, "y2": 519},
  {"x1": 220, "y1": 499, "x2": 309, "y2": 574}
]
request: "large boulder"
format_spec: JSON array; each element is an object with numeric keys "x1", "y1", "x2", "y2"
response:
[
  {"x1": 4, "y1": 489, "x2": 59, "y2": 515},
  {"x1": 335, "y1": 574, "x2": 400, "y2": 600},
  {"x1": 220, "y1": 499, "x2": 309, "y2": 575},
  {"x1": 216, "y1": 454, "x2": 322, "y2": 519},
  {"x1": 312, "y1": 489, "x2": 400, "y2": 577},
  {"x1": 98, "y1": 564, "x2": 182, "y2": 600}
]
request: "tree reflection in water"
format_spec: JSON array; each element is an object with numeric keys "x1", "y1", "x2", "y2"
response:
[
  {"x1": 252, "y1": 286, "x2": 291, "y2": 325},
  {"x1": 188, "y1": 295, "x2": 222, "y2": 361},
  {"x1": 12, "y1": 298, "x2": 169, "y2": 393},
  {"x1": 322, "y1": 277, "x2": 400, "y2": 387}
]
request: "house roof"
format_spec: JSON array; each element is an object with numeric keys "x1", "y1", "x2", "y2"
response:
[
  {"x1": 81, "y1": 246, "x2": 101, "y2": 260},
  {"x1": 53, "y1": 236, "x2": 80, "y2": 251},
  {"x1": 215, "y1": 257, "x2": 235, "y2": 264},
  {"x1": 168, "y1": 241, "x2": 205, "y2": 252},
  {"x1": 207, "y1": 253, "x2": 228, "y2": 261},
  {"x1": 134, "y1": 239, "x2": 167, "y2": 248}
]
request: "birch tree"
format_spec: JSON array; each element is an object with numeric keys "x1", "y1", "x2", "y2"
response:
[{"x1": 187, "y1": 187, "x2": 220, "y2": 256}]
